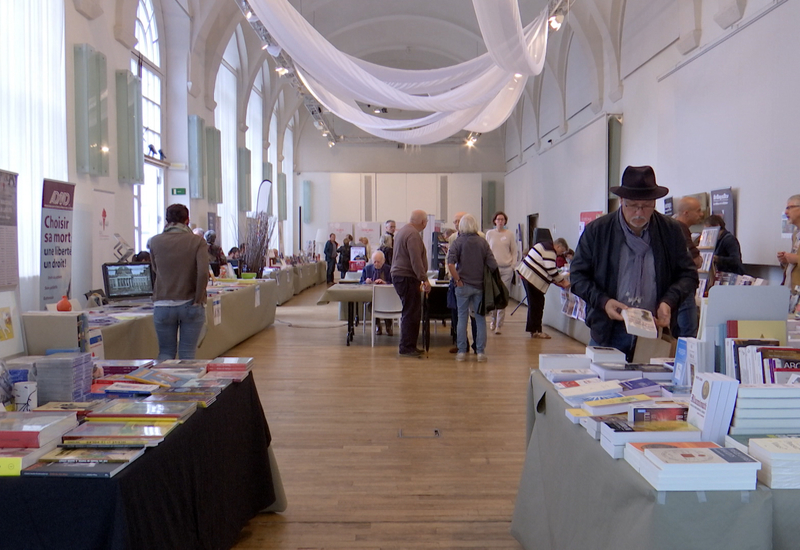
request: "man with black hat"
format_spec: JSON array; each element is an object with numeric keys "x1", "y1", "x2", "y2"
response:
[{"x1": 570, "y1": 166, "x2": 698, "y2": 360}]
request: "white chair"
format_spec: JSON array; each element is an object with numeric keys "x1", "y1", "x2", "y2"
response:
[{"x1": 371, "y1": 284, "x2": 403, "y2": 347}]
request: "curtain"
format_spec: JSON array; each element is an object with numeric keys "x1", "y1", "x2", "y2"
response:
[
  {"x1": 0, "y1": 0, "x2": 67, "y2": 311},
  {"x1": 249, "y1": 0, "x2": 548, "y2": 144}
]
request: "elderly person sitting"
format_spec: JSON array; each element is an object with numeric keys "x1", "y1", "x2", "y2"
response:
[{"x1": 361, "y1": 250, "x2": 394, "y2": 336}]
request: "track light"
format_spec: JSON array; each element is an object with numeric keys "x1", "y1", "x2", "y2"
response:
[
  {"x1": 465, "y1": 132, "x2": 481, "y2": 147},
  {"x1": 548, "y1": 11, "x2": 564, "y2": 30},
  {"x1": 245, "y1": 10, "x2": 253, "y2": 20},
  {"x1": 275, "y1": 66, "x2": 289, "y2": 76},
  {"x1": 328, "y1": 141, "x2": 335, "y2": 148}
]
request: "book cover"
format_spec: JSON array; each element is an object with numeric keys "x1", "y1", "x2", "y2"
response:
[
  {"x1": 621, "y1": 307, "x2": 658, "y2": 339},
  {"x1": 87, "y1": 400, "x2": 196, "y2": 421},
  {"x1": 644, "y1": 446, "x2": 759, "y2": 469},
  {"x1": 207, "y1": 357, "x2": 254, "y2": 371},
  {"x1": 698, "y1": 226, "x2": 720, "y2": 248},
  {"x1": 102, "y1": 382, "x2": 162, "y2": 395},
  {"x1": 726, "y1": 320, "x2": 787, "y2": 345},
  {"x1": 62, "y1": 421, "x2": 177, "y2": 440},
  {"x1": 619, "y1": 378, "x2": 661, "y2": 395},
  {"x1": 581, "y1": 394, "x2": 653, "y2": 415},
  {"x1": 585, "y1": 346, "x2": 626, "y2": 363},
  {"x1": 601, "y1": 418, "x2": 702, "y2": 445},
  {"x1": 39, "y1": 446, "x2": 145, "y2": 463},
  {"x1": 629, "y1": 404, "x2": 689, "y2": 423},
  {"x1": 553, "y1": 377, "x2": 605, "y2": 391},
  {"x1": 0, "y1": 440, "x2": 59, "y2": 476},
  {"x1": 22, "y1": 460, "x2": 131, "y2": 478},
  {"x1": 0, "y1": 412, "x2": 78, "y2": 448}
]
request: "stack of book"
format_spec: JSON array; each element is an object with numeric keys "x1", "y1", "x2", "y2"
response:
[
  {"x1": 101, "y1": 382, "x2": 163, "y2": 398},
  {"x1": 0, "y1": 412, "x2": 79, "y2": 476},
  {"x1": 85, "y1": 399, "x2": 197, "y2": 423},
  {"x1": 539, "y1": 354, "x2": 591, "y2": 371},
  {"x1": 149, "y1": 366, "x2": 208, "y2": 382},
  {"x1": 21, "y1": 446, "x2": 146, "y2": 478},
  {"x1": 93, "y1": 359, "x2": 155, "y2": 376},
  {"x1": 599, "y1": 418, "x2": 702, "y2": 459},
  {"x1": 36, "y1": 352, "x2": 94, "y2": 402},
  {"x1": 60, "y1": 420, "x2": 178, "y2": 447},
  {"x1": 579, "y1": 413, "x2": 627, "y2": 440},
  {"x1": 637, "y1": 446, "x2": 760, "y2": 491},
  {"x1": 155, "y1": 359, "x2": 211, "y2": 372},
  {"x1": 624, "y1": 441, "x2": 720, "y2": 473},
  {"x1": 728, "y1": 384, "x2": 800, "y2": 435},
  {"x1": 619, "y1": 378, "x2": 663, "y2": 397},
  {"x1": 585, "y1": 346, "x2": 627, "y2": 363},
  {"x1": 590, "y1": 362, "x2": 673, "y2": 382},
  {"x1": 33, "y1": 400, "x2": 107, "y2": 421},
  {"x1": 145, "y1": 386, "x2": 219, "y2": 408},
  {"x1": 686, "y1": 372, "x2": 739, "y2": 444},
  {"x1": 542, "y1": 368, "x2": 596, "y2": 383},
  {"x1": 124, "y1": 367, "x2": 187, "y2": 387},
  {"x1": 747, "y1": 438, "x2": 800, "y2": 488},
  {"x1": 581, "y1": 394, "x2": 654, "y2": 416},
  {"x1": 202, "y1": 357, "x2": 254, "y2": 382},
  {"x1": 556, "y1": 380, "x2": 621, "y2": 407}
]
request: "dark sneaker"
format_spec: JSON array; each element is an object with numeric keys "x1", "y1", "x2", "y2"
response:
[{"x1": 398, "y1": 348, "x2": 423, "y2": 358}]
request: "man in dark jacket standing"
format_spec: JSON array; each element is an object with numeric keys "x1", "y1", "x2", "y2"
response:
[{"x1": 570, "y1": 166, "x2": 698, "y2": 360}]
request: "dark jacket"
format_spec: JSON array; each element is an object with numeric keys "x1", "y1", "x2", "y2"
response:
[
  {"x1": 480, "y1": 265, "x2": 509, "y2": 315},
  {"x1": 337, "y1": 243, "x2": 351, "y2": 272},
  {"x1": 713, "y1": 229, "x2": 745, "y2": 275},
  {"x1": 570, "y1": 211, "x2": 698, "y2": 345},
  {"x1": 324, "y1": 240, "x2": 337, "y2": 263}
]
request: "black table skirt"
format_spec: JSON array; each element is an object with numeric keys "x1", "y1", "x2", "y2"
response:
[{"x1": 0, "y1": 374, "x2": 275, "y2": 550}]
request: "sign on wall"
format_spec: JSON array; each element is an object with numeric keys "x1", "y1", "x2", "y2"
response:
[{"x1": 40, "y1": 179, "x2": 75, "y2": 309}]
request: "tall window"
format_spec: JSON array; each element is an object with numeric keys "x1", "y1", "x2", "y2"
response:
[
  {"x1": 0, "y1": 0, "x2": 67, "y2": 311},
  {"x1": 246, "y1": 79, "x2": 263, "y2": 211},
  {"x1": 268, "y1": 110, "x2": 279, "y2": 248},
  {"x1": 284, "y1": 125, "x2": 294, "y2": 255},
  {"x1": 215, "y1": 62, "x2": 238, "y2": 252},
  {"x1": 132, "y1": 0, "x2": 163, "y2": 251}
]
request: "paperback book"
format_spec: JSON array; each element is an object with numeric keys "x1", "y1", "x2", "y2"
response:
[
  {"x1": 621, "y1": 307, "x2": 658, "y2": 339},
  {"x1": 22, "y1": 459, "x2": 133, "y2": 478},
  {"x1": 86, "y1": 399, "x2": 197, "y2": 422},
  {"x1": 624, "y1": 441, "x2": 719, "y2": 473},
  {"x1": 0, "y1": 440, "x2": 59, "y2": 476},
  {"x1": 0, "y1": 412, "x2": 79, "y2": 448}
]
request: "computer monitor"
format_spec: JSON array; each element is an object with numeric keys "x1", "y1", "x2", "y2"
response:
[{"x1": 101, "y1": 262, "x2": 154, "y2": 301}]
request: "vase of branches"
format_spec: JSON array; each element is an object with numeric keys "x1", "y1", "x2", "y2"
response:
[{"x1": 243, "y1": 212, "x2": 277, "y2": 278}]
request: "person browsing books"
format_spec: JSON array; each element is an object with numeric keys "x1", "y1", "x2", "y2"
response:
[
  {"x1": 673, "y1": 196, "x2": 704, "y2": 338},
  {"x1": 361, "y1": 250, "x2": 394, "y2": 336},
  {"x1": 570, "y1": 166, "x2": 698, "y2": 361},
  {"x1": 704, "y1": 215, "x2": 745, "y2": 275},
  {"x1": 778, "y1": 194, "x2": 800, "y2": 288},
  {"x1": 149, "y1": 204, "x2": 209, "y2": 360}
]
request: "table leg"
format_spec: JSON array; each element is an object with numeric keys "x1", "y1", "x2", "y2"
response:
[{"x1": 346, "y1": 301, "x2": 355, "y2": 345}]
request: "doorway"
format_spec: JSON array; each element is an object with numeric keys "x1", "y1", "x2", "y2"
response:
[{"x1": 526, "y1": 213, "x2": 538, "y2": 252}]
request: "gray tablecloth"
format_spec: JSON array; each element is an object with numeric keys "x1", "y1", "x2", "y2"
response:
[{"x1": 511, "y1": 370, "x2": 773, "y2": 550}]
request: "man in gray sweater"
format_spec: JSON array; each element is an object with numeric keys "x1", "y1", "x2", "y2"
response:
[
  {"x1": 390, "y1": 210, "x2": 431, "y2": 357},
  {"x1": 149, "y1": 204, "x2": 209, "y2": 359}
]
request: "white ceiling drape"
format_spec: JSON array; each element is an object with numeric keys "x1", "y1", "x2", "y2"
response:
[{"x1": 249, "y1": 0, "x2": 549, "y2": 145}]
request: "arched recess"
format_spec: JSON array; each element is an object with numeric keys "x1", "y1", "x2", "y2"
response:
[
  {"x1": 578, "y1": 0, "x2": 625, "y2": 103},
  {"x1": 523, "y1": 69, "x2": 544, "y2": 152},
  {"x1": 186, "y1": 0, "x2": 240, "y2": 101},
  {"x1": 564, "y1": 5, "x2": 606, "y2": 111},
  {"x1": 565, "y1": 30, "x2": 599, "y2": 118},
  {"x1": 202, "y1": 12, "x2": 247, "y2": 112}
]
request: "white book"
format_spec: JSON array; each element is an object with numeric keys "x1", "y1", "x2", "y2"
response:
[
  {"x1": 589, "y1": 362, "x2": 642, "y2": 381},
  {"x1": 585, "y1": 346, "x2": 626, "y2": 363},
  {"x1": 687, "y1": 372, "x2": 738, "y2": 444},
  {"x1": 543, "y1": 369, "x2": 597, "y2": 383},
  {"x1": 738, "y1": 384, "x2": 800, "y2": 398},
  {"x1": 730, "y1": 417, "x2": 800, "y2": 429},
  {"x1": 735, "y1": 397, "x2": 800, "y2": 409},
  {"x1": 639, "y1": 458, "x2": 757, "y2": 491},
  {"x1": 600, "y1": 418, "x2": 702, "y2": 445},
  {"x1": 564, "y1": 408, "x2": 592, "y2": 424},
  {"x1": 599, "y1": 435, "x2": 624, "y2": 459},
  {"x1": 733, "y1": 408, "x2": 800, "y2": 419},
  {"x1": 538, "y1": 354, "x2": 591, "y2": 370},
  {"x1": 581, "y1": 394, "x2": 654, "y2": 416},
  {"x1": 728, "y1": 425, "x2": 800, "y2": 435},
  {"x1": 579, "y1": 414, "x2": 626, "y2": 440},
  {"x1": 621, "y1": 307, "x2": 658, "y2": 339}
]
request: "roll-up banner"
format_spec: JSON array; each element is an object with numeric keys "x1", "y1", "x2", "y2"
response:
[{"x1": 40, "y1": 179, "x2": 75, "y2": 309}]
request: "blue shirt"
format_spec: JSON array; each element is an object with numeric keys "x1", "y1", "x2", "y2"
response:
[{"x1": 360, "y1": 263, "x2": 392, "y2": 284}]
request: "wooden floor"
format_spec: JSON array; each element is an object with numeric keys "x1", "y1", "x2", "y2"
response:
[{"x1": 228, "y1": 283, "x2": 584, "y2": 550}]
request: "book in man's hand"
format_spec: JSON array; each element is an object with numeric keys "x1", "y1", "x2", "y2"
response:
[{"x1": 621, "y1": 307, "x2": 658, "y2": 339}]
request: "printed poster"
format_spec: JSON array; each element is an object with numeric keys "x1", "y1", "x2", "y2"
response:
[
  {"x1": 92, "y1": 189, "x2": 115, "y2": 290},
  {"x1": 578, "y1": 211, "x2": 603, "y2": 237},
  {"x1": 710, "y1": 188, "x2": 736, "y2": 236},
  {"x1": 40, "y1": 180, "x2": 75, "y2": 309}
]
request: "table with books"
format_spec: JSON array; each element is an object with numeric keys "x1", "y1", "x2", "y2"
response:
[
  {"x1": 0, "y1": 371, "x2": 284, "y2": 550},
  {"x1": 22, "y1": 279, "x2": 278, "y2": 360},
  {"x1": 510, "y1": 369, "x2": 773, "y2": 550}
]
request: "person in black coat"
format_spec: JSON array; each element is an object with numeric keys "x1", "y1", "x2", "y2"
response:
[
  {"x1": 337, "y1": 235, "x2": 353, "y2": 280},
  {"x1": 705, "y1": 215, "x2": 745, "y2": 275},
  {"x1": 570, "y1": 166, "x2": 698, "y2": 360},
  {"x1": 323, "y1": 233, "x2": 338, "y2": 283}
]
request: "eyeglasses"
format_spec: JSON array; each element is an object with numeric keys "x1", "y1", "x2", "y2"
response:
[
  {"x1": 786, "y1": 205, "x2": 800, "y2": 210},
  {"x1": 622, "y1": 201, "x2": 655, "y2": 212}
]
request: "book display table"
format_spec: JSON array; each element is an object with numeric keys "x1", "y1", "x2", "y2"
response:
[
  {"x1": 264, "y1": 267, "x2": 295, "y2": 305},
  {"x1": 511, "y1": 371, "x2": 773, "y2": 550},
  {"x1": 0, "y1": 374, "x2": 285, "y2": 549},
  {"x1": 292, "y1": 263, "x2": 320, "y2": 295},
  {"x1": 23, "y1": 279, "x2": 278, "y2": 360}
]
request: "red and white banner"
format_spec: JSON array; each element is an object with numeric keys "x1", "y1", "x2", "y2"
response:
[{"x1": 40, "y1": 179, "x2": 75, "y2": 309}]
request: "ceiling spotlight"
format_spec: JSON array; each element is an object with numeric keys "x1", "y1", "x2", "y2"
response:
[
  {"x1": 245, "y1": 10, "x2": 253, "y2": 20},
  {"x1": 465, "y1": 132, "x2": 481, "y2": 147},
  {"x1": 514, "y1": 73, "x2": 523, "y2": 79},
  {"x1": 275, "y1": 66, "x2": 289, "y2": 76},
  {"x1": 328, "y1": 141, "x2": 335, "y2": 148},
  {"x1": 313, "y1": 120, "x2": 323, "y2": 130},
  {"x1": 373, "y1": 107, "x2": 381, "y2": 114},
  {"x1": 322, "y1": 131, "x2": 328, "y2": 137},
  {"x1": 548, "y1": 11, "x2": 564, "y2": 31}
]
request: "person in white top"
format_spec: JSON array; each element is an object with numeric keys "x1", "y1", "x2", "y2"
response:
[{"x1": 485, "y1": 211, "x2": 518, "y2": 334}]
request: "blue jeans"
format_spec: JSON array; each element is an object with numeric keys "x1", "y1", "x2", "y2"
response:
[
  {"x1": 456, "y1": 284, "x2": 487, "y2": 354},
  {"x1": 675, "y1": 295, "x2": 698, "y2": 338},
  {"x1": 153, "y1": 302, "x2": 207, "y2": 360}
]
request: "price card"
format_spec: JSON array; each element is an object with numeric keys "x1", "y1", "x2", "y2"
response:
[
  {"x1": 213, "y1": 297, "x2": 222, "y2": 326},
  {"x1": 255, "y1": 285, "x2": 260, "y2": 308}
]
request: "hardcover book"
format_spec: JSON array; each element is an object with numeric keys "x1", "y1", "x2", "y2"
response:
[
  {"x1": 621, "y1": 307, "x2": 658, "y2": 339},
  {"x1": 0, "y1": 412, "x2": 79, "y2": 448},
  {"x1": 22, "y1": 460, "x2": 132, "y2": 478}
]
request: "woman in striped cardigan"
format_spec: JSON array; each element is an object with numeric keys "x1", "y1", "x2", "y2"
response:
[{"x1": 516, "y1": 239, "x2": 570, "y2": 338}]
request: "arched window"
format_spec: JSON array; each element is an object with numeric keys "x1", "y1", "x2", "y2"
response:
[
  {"x1": 215, "y1": 54, "x2": 239, "y2": 252},
  {"x1": 131, "y1": 0, "x2": 164, "y2": 252},
  {"x1": 246, "y1": 71, "x2": 263, "y2": 211}
]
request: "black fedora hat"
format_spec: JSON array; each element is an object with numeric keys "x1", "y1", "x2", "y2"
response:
[{"x1": 610, "y1": 165, "x2": 669, "y2": 200}]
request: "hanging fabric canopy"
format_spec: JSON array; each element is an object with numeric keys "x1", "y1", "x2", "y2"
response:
[{"x1": 249, "y1": 0, "x2": 550, "y2": 145}]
